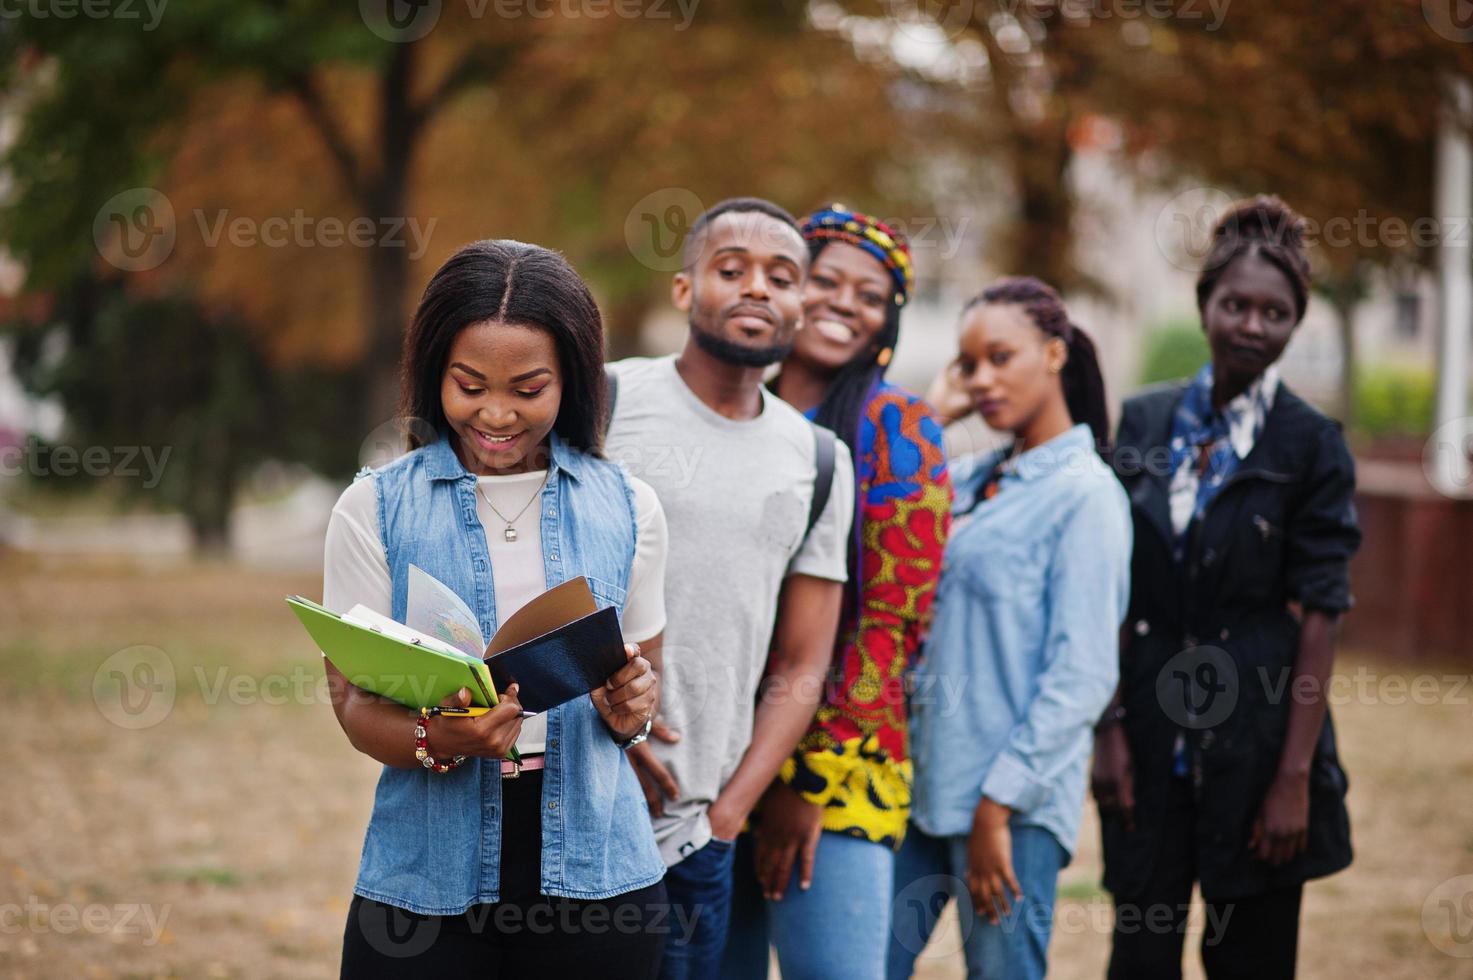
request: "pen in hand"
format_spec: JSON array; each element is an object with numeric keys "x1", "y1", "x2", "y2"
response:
[{"x1": 434, "y1": 685, "x2": 524, "y2": 763}]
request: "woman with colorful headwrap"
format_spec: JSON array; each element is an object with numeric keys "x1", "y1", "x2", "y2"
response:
[{"x1": 721, "y1": 205, "x2": 953, "y2": 980}]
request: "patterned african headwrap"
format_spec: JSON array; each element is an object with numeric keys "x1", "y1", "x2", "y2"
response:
[{"x1": 799, "y1": 204, "x2": 915, "y2": 307}]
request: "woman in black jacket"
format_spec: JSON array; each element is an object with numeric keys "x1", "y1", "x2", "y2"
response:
[{"x1": 1092, "y1": 196, "x2": 1362, "y2": 980}]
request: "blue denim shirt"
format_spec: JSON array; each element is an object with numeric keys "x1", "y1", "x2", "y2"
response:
[
  {"x1": 909, "y1": 424, "x2": 1131, "y2": 857},
  {"x1": 353, "y1": 432, "x2": 665, "y2": 915}
]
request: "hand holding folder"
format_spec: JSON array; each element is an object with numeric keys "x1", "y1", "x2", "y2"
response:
[{"x1": 287, "y1": 567, "x2": 629, "y2": 758}]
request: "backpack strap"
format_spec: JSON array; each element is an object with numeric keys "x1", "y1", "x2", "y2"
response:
[{"x1": 804, "y1": 424, "x2": 837, "y2": 544}]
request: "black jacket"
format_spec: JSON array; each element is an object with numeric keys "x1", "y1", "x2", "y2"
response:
[{"x1": 1100, "y1": 380, "x2": 1362, "y2": 902}]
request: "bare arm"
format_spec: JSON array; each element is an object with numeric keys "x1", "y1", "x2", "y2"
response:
[
  {"x1": 707, "y1": 573, "x2": 843, "y2": 839},
  {"x1": 322, "y1": 659, "x2": 524, "y2": 769},
  {"x1": 1250, "y1": 608, "x2": 1338, "y2": 865},
  {"x1": 625, "y1": 632, "x2": 686, "y2": 816}
]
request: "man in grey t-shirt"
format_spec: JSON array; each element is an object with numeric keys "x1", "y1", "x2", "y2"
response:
[{"x1": 605, "y1": 197, "x2": 853, "y2": 979}]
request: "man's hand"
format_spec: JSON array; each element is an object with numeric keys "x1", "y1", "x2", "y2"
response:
[
  {"x1": 707, "y1": 794, "x2": 746, "y2": 843},
  {"x1": 627, "y1": 720, "x2": 681, "y2": 817},
  {"x1": 967, "y1": 797, "x2": 1022, "y2": 925},
  {"x1": 754, "y1": 780, "x2": 823, "y2": 900}
]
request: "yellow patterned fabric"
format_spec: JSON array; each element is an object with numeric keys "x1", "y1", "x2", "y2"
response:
[{"x1": 780, "y1": 385, "x2": 952, "y2": 848}]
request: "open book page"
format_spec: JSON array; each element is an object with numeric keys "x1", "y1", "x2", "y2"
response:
[
  {"x1": 341, "y1": 604, "x2": 480, "y2": 664},
  {"x1": 406, "y1": 564, "x2": 487, "y2": 659}
]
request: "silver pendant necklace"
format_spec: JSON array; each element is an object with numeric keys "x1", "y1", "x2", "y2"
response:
[{"x1": 477, "y1": 470, "x2": 549, "y2": 543}]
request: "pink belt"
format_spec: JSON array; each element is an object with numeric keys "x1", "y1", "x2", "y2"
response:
[{"x1": 502, "y1": 755, "x2": 545, "y2": 778}]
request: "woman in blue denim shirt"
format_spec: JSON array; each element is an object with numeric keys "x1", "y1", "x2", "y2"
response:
[
  {"x1": 889, "y1": 278, "x2": 1131, "y2": 980},
  {"x1": 321, "y1": 241, "x2": 670, "y2": 977}
]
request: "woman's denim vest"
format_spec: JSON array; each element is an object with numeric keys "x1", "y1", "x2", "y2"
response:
[{"x1": 353, "y1": 431, "x2": 665, "y2": 915}]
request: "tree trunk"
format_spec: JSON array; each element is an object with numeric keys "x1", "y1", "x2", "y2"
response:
[
  {"x1": 1318, "y1": 270, "x2": 1365, "y2": 427},
  {"x1": 185, "y1": 447, "x2": 235, "y2": 559},
  {"x1": 1010, "y1": 123, "x2": 1077, "y2": 293},
  {"x1": 974, "y1": 5, "x2": 1085, "y2": 295},
  {"x1": 363, "y1": 43, "x2": 417, "y2": 437},
  {"x1": 1334, "y1": 297, "x2": 1357, "y2": 428}
]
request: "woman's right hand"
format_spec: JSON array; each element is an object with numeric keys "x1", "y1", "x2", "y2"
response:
[
  {"x1": 1090, "y1": 724, "x2": 1136, "y2": 831},
  {"x1": 926, "y1": 358, "x2": 973, "y2": 425},
  {"x1": 425, "y1": 685, "x2": 524, "y2": 759}
]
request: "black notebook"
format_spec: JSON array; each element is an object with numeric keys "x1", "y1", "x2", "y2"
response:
[{"x1": 481, "y1": 577, "x2": 628, "y2": 714}]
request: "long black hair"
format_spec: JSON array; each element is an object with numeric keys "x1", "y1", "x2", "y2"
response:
[
  {"x1": 400, "y1": 239, "x2": 608, "y2": 455},
  {"x1": 961, "y1": 276, "x2": 1112, "y2": 460}
]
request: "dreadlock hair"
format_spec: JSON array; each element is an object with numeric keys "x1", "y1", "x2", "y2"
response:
[
  {"x1": 961, "y1": 276, "x2": 1112, "y2": 461},
  {"x1": 1196, "y1": 195, "x2": 1312, "y2": 325}
]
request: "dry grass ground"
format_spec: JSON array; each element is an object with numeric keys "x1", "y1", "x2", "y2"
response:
[{"x1": 1, "y1": 555, "x2": 1470, "y2": 978}]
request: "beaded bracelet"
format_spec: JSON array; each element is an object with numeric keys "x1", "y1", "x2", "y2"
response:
[{"x1": 415, "y1": 706, "x2": 467, "y2": 774}]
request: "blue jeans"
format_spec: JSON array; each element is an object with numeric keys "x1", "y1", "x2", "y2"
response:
[
  {"x1": 887, "y1": 819, "x2": 1067, "y2": 980},
  {"x1": 658, "y1": 837, "x2": 736, "y2": 980},
  {"x1": 724, "y1": 830, "x2": 894, "y2": 980}
]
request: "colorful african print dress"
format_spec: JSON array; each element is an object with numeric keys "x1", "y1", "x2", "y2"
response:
[{"x1": 778, "y1": 381, "x2": 952, "y2": 848}]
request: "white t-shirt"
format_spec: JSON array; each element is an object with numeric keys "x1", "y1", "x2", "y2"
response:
[
  {"x1": 323, "y1": 468, "x2": 669, "y2": 755},
  {"x1": 605, "y1": 354, "x2": 854, "y2": 865}
]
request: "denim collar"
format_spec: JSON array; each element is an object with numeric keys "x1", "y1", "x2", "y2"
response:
[{"x1": 423, "y1": 429, "x2": 585, "y2": 483}]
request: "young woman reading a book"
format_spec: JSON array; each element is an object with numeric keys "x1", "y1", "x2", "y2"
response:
[{"x1": 321, "y1": 240, "x2": 670, "y2": 977}]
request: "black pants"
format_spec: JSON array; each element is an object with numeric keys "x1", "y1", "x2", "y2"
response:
[
  {"x1": 341, "y1": 768, "x2": 667, "y2": 978},
  {"x1": 1107, "y1": 776, "x2": 1303, "y2": 980}
]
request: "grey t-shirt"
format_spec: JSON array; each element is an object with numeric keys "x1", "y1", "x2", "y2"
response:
[{"x1": 605, "y1": 354, "x2": 854, "y2": 866}]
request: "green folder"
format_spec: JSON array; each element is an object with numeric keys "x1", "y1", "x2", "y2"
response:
[{"x1": 286, "y1": 596, "x2": 499, "y2": 710}]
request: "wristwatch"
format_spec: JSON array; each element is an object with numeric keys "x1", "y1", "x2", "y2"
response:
[{"x1": 616, "y1": 716, "x2": 653, "y2": 750}]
